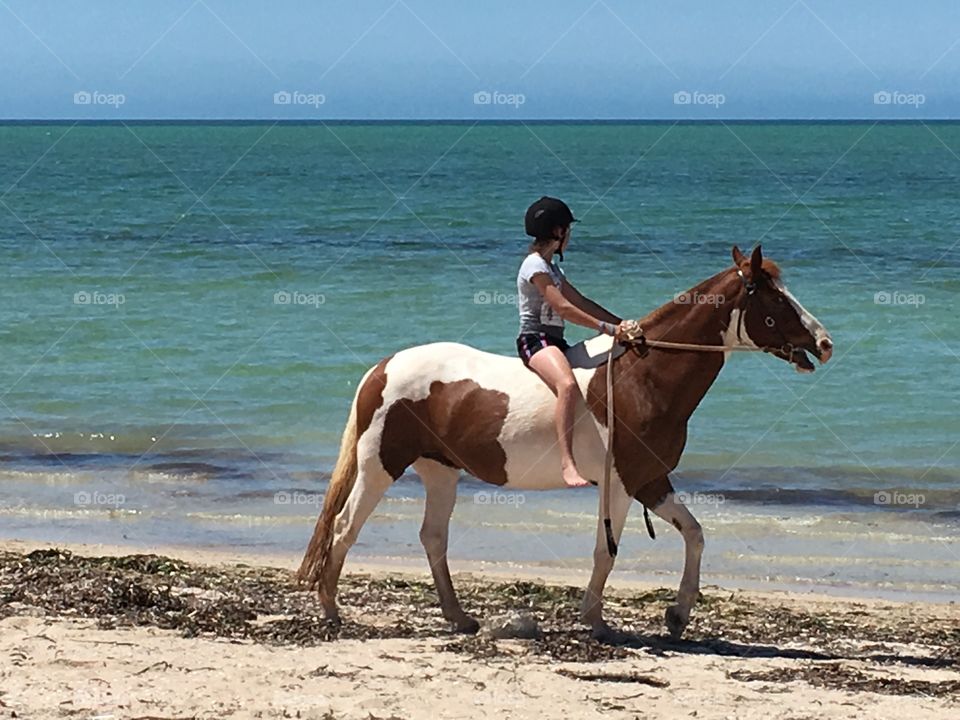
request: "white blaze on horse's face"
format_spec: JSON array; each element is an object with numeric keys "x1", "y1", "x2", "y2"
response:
[{"x1": 773, "y1": 279, "x2": 833, "y2": 364}]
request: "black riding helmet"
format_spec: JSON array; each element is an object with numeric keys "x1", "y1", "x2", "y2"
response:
[{"x1": 524, "y1": 196, "x2": 578, "y2": 239}]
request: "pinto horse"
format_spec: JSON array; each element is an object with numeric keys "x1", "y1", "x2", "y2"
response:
[{"x1": 299, "y1": 246, "x2": 833, "y2": 641}]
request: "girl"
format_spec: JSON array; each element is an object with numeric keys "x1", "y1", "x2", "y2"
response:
[{"x1": 516, "y1": 197, "x2": 627, "y2": 488}]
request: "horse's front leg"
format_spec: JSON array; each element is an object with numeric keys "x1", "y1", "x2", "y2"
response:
[
  {"x1": 652, "y1": 492, "x2": 704, "y2": 640},
  {"x1": 580, "y1": 477, "x2": 633, "y2": 642}
]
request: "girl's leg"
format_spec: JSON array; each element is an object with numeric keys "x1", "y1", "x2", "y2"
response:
[{"x1": 527, "y1": 345, "x2": 590, "y2": 488}]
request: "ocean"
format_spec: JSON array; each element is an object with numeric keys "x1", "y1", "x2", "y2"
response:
[{"x1": 1, "y1": 122, "x2": 958, "y2": 599}]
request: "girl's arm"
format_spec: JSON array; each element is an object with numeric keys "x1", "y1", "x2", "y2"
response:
[
  {"x1": 531, "y1": 274, "x2": 617, "y2": 334},
  {"x1": 561, "y1": 280, "x2": 622, "y2": 325}
]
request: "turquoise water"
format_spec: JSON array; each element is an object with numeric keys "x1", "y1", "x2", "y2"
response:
[{"x1": 1, "y1": 123, "x2": 958, "y2": 596}]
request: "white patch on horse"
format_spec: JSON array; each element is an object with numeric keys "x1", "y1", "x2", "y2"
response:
[
  {"x1": 500, "y1": 358, "x2": 609, "y2": 490},
  {"x1": 373, "y1": 342, "x2": 608, "y2": 491},
  {"x1": 722, "y1": 308, "x2": 757, "y2": 359},
  {"x1": 774, "y1": 279, "x2": 830, "y2": 344}
]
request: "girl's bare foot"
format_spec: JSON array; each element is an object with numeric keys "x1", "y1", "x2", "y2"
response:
[{"x1": 562, "y1": 463, "x2": 591, "y2": 488}]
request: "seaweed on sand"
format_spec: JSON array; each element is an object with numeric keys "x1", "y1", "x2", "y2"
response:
[{"x1": 2, "y1": 547, "x2": 960, "y2": 698}]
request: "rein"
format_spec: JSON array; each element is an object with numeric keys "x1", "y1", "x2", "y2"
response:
[{"x1": 600, "y1": 270, "x2": 792, "y2": 557}]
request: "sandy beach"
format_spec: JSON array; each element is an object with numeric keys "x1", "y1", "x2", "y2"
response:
[{"x1": 0, "y1": 539, "x2": 958, "y2": 719}]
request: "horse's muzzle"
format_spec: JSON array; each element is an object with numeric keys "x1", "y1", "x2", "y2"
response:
[{"x1": 815, "y1": 336, "x2": 833, "y2": 364}]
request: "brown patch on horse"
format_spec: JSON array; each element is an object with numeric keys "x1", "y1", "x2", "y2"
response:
[
  {"x1": 633, "y1": 475, "x2": 676, "y2": 511},
  {"x1": 586, "y1": 350, "x2": 701, "y2": 500},
  {"x1": 585, "y1": 268, "x2": 735, "y2": 500},
  {"x1": 379, "y1": 379, "x2": 510, "y2": 484},
  {"x1": 356, "y1": 355, "x2": 392, "y2": 438}
]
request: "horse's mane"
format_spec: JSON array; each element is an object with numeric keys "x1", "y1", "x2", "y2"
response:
[
  {"x1": 760, "y1": 259, "x2": 782, "y2": 280},
  {"x1": 637, "y1": 259, "x2": 782, "y2": 328}
]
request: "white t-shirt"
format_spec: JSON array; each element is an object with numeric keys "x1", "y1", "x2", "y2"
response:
[{"x1": 516, "y1": 252, "x2": 565, "y2": 336}]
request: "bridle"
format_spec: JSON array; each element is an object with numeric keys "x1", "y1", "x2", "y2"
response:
[
  {"x1": 600, "y1": 265, "x2": 802, "y2": 557},
  {"x1": 616, "y1": 267, "x2": 800, "y2": 359}
]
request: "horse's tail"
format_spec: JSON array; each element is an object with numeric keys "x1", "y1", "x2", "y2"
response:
[{"x1": 297, "y1": 391, "x2": 361, "y2": 591}]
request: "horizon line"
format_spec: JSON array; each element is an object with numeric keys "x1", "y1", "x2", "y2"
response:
[{"x1": 1, "y1": 118, "x2": 959, "y2": 126}]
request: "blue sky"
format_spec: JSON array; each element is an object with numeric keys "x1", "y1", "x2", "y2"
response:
[{"x1": 1, "y1": 0, "x2": 958, "y2": 119}]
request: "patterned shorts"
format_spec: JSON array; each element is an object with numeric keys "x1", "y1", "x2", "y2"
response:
[{"x1": 516, "y1": 332, "x2": 570, "y2": 367}]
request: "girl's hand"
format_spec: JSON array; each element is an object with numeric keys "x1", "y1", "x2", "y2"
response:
[{"x1": 615, "y1": 320, "x2": 644, "y2": 343}]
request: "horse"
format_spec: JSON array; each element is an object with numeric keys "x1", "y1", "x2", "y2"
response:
[{"x1": 298, "y1": 245, "x2": 834, "y2": 642}]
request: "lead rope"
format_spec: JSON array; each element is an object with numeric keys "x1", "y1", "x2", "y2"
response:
[
  {"x1": 601, "y1": 320, "x2": 657, "y2": 557},
  {"x1": 602, "y1": 340, "x2": 617, "y2": 556}
]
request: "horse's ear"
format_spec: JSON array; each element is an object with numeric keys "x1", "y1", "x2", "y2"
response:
[
  {"x1": 732, "y1": 245, "x2": 745, "y2": 266},
  {"x1": 750, "y1": 245, "x2": 763, "y2": 275}
]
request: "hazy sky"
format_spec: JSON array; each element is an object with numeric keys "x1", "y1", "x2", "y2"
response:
[{"x1": 2, "y1": 0, "x2": 958, "y2": 119}]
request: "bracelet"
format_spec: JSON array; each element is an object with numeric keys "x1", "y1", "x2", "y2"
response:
[{"x1": 599, "y1": 321, "x2": 615, "y2": 336}]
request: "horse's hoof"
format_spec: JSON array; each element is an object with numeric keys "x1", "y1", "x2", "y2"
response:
[
  {"x1": 591, "y1": 624, "x2": 628, "y2": 645},
  {"x1": 664, "y1": 605, "x2": 687, "y2": 641},
  {"x1": 454, "y1": 616, "x2": 481, "y2": 634},
  {"x1": 323, "y1": 614, "x2": 342, "y2": 628}
]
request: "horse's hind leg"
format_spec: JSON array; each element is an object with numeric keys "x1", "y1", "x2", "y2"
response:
[
  {"x1": 413, "y1": 458, "x2": 478, "y2": 634},
  {"x1": 323, "y1": 460, "x2": 392, "y2": 621}
]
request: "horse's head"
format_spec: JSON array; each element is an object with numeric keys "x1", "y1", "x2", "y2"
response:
[{"x1": 730, "y1": 245, "x2": 833, "y2": 373}]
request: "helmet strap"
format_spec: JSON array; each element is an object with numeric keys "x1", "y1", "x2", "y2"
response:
[{"x1": 554, "y1": 227, "x2": 565, "y2": 262}]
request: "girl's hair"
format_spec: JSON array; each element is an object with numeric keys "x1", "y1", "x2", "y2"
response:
[
  {"x1": 527, "y1": 237, "x2": 556, "y2": 253},
  {"x1": 528, "y1": 224, "x2": 569, "y2": 253}
]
